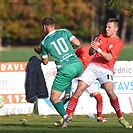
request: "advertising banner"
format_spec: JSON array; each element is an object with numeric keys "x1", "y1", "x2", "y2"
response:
[
  {"x1": 0, "y1": 61, "x2": 133, "y2": 115},
  {"x1": 0, "y1": 62, "x2": 34, "y2": 115}
]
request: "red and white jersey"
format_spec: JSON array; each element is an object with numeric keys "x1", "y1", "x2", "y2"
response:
[
  {"x1": 75, "y1": 46, "x2": 94, "y2": 70},
  {"x1": 90, "y1": 34, "x2": 123, "y2": 72}
]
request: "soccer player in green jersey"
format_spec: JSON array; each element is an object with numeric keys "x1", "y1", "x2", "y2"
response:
[{"x1": 34, "y1": 17, "x2": 83, "y2": 123}]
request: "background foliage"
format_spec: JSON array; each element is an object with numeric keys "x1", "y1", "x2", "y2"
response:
[{"x1": 0, "y1": 0, "x2": 133, "y2": 47}]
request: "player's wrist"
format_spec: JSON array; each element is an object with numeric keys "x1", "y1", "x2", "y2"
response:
[{"x1": 97, "y1": 48, "x2": 102, "y2": 53}]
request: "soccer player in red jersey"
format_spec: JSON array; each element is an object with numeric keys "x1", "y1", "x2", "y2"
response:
[
  {"x1": 73, "y1": 45, "x2": 106, "y2": 122},
  {"x1": 62, "y1": 18, "x2": 132, "y2": 128}
]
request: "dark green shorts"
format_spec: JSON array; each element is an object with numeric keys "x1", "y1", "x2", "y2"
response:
[{"x1": 52, "y1": 61, "x2": 83, "y2": 92}]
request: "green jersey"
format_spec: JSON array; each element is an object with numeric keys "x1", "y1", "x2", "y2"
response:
[{"x1": 41, "y1": 29, "x2": 79, "y2": 68}]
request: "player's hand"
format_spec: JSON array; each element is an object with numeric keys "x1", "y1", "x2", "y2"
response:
[
  {"x1": 90, "y1": 41, "x2": 100, "y2": 51},
  {"x1": 34, "y1": 46, "x2": 41, "y2": 55}
]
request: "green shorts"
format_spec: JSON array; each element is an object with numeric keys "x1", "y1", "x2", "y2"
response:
[{"x1": 52, "y1": 60, "x2": 83, "y2": 92}]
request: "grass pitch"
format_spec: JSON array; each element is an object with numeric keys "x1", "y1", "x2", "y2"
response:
[
  {"x1": 0, "y1": 113, "x2": 133, "y2": 133},
  {"x1": 0, "y1": 44, "x2": 133, "y2": 62}
]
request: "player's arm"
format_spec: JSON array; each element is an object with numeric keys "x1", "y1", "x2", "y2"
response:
[
  {"x1": 98, "y1": 50, "x2": 113, "y2": 61},
  {"x1": 71, "y1": 37, "x2": 80, "y2": 49},
  {"x1": 66, "y1": 29, "x2": 80, "y2": 49},
  {"x1": 91, "y1": 41, "x2": 113, "y2": 61},
  {"x1": 42, "y1": 57, "x2": 48, "y2": 65},
  {"x1": 41, "y1": 44, "x2": 49, "y2": 65}
]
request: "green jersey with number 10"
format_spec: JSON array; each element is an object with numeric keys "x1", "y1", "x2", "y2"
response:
[{"x1": 41, "y1": 29, "x2": 79, "y2": 67}]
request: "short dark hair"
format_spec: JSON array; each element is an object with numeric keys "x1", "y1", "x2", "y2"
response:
[
  {"x1": 93, "y1": 34, "x2": 99, "y2": 41},
  {"x1": 42, "y1": 17, "x2": 55, "y2": 27},
  {"x1": 107, "y1": 18, "x2": 119, "y2": 27}
]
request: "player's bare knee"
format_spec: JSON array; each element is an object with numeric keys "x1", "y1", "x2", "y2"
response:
[
  {"x1": 107, "y1": 89, "x2": 114, "y2": 95},
  {"x1": 50, "y1": 95, "x2": 56, "y2": 103}
]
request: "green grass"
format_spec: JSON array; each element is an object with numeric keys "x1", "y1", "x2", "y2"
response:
[
  {"x1": 117, "y1": 46, "x2": 133, "y2": 61},
  {"x1": 0, "y1": 47, "x2": 41, "y2": 62},
  {"x1": 0, "y1": 45, "x2": 133, "y2": 62},
  {"x1": 0, "y1": 114, "x2": 133, "y2": 133}
]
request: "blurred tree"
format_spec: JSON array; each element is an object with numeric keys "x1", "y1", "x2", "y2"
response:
[
  {"x1": 49, "y1": 0, "x2": 94, "y2": 41},
  {"x1": 0, "y1": 0, "x2": 9, "y2": 48},
  {"x1": 106, "y1": 0, "x2": 133, "y2": 42},
  {"x1": 0, "y1": 0, "x2": 95, "y2": 46},
  {"x1": 3, "y1": 1, "x2": 41, "y2": 39},
  {"x1": 88, "y1": 0, "x2": 106, "y2": 40},
  {"x1": 0, "y1": 0, "x2": 133, "y2": 47},
  {"x1": 107, "y1": 0, "x2": 133, "y2": 18}
]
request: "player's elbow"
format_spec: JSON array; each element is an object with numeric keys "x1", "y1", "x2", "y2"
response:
[
  {"x1": 42, "y1": 62, "x2": 48, "y2": 65},
  {"x1": 75, "y1": 40, "x2": 80, "y2": 47},
  {"x1": 72, "y1": 38, "x2": 81, "y2": 48}
]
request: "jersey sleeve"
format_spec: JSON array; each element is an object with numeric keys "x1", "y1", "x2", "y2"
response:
[
  {"x1": 111, "y1": 39, "x2": 123, "y2": 59},
  {"x1": 65, "y1": 29, "x2": 76, "y2": 41},
  {"x1": 41, "y1": 43, "x2": 48, "y2": 58}
]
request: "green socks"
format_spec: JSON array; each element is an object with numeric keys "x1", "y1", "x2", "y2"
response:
[{"x1": 54, "y1": 102, "x2": 66, "y2": 117}]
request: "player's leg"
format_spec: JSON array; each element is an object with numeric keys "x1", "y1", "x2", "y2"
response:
[
  {"x1": 90, "y1": 92, "x2": 106, "y2": 122},
  {"x1": 60, "y1": 85, "x2": 70, "y2": 104},
  {"x1": 66, "y1": 65, "x2": 96, "y2": 116},
  {"x1": 61, "y1": 77, "x2": 81, "y2": 105},
  {"x1": 62, "y1": 80, "x2": 91, "y2": 128},
  {"x1": 99, "y1": 69, "x2": 123, "y2": 118},
  {"x1": 62, "y1": 66, "x2": 96, "y2": 128},
  {"x1": 54, "y1": 78, "x2": 78, "y2": 126},
  {"x1": 86, "y1": 82, "x2": 106, "y2": 122},
  {"x1": 55, "y1": 61, "x2": 83, "y2": 127},
  {"x1": 50, "y1": 89, "x2": 66, "y2": 117},
  {"x1": 61, "y1": 78, "x2": 79, "y2": 105},
  {"x1": 54, "y1": 94, "x2": 70, "y2": 126},
  {"x1": 103, "y1": 81, "x2": 132, "y2": 128},
  {"x1": 66, "y1": 80, "x2": 88, "y2": 116},
  {"x1": 54, "y1": 61, "x2": 82, "y2": 128},
  {"x1": 54, "y1": 86, "x2": 70, "y2": 126},
  {"x1": 50, "y1": 69, "x2": 73, "y2": 122},
  {"x1": 102, "y1": 81, "x2": 122, "y2": 117},
  {"x1": 99, "y1": 69, "x2": 132, "y2": 128},
  {"x1": 61, "y1": 61, "x2": 84, "y2": 128}
]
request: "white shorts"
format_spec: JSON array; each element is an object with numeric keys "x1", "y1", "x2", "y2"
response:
[
  {"x1": 79, "y1": 63, "x2": 113, "y2": 86},
  {"x1": 71, "y1": 78, "x2": 99, "y2": 95}
]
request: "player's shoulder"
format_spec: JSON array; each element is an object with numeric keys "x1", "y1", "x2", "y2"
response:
[
  {"x1": 99, "y1": 34, "x2": 107, "y2": 38},
  {"x1": 57, "y1": 29, "x2": 69, "y2": 32},
  {"x1": 115, "y1": 37, "x2": 124, "y2": 46},
  {"x1": 116, "y1": 36, "x2": 123, "y2": 42},
  {"x1": 56, "y1": 29, "x2": 71, "y2": 34}
]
